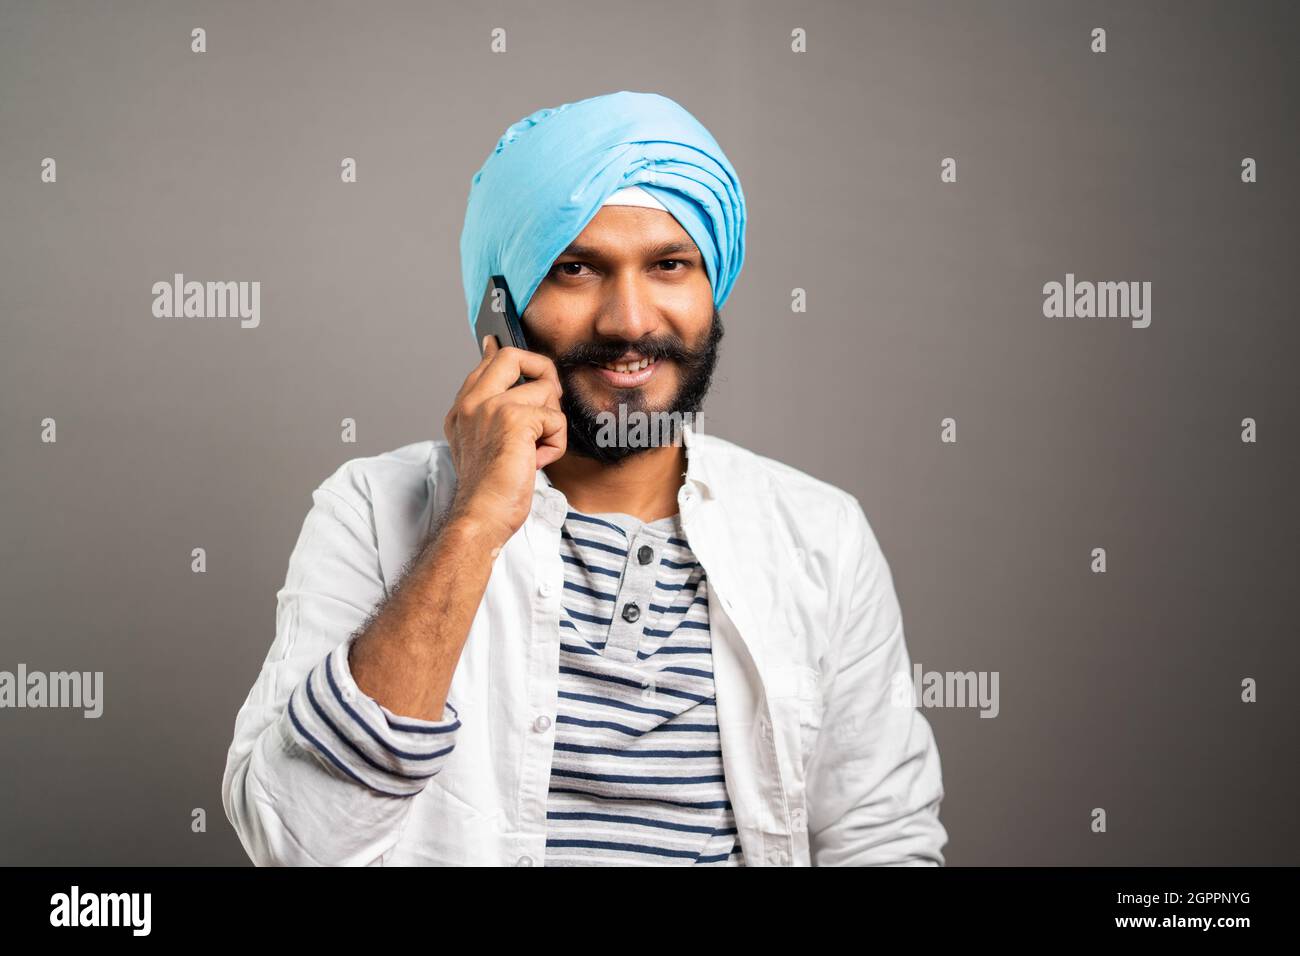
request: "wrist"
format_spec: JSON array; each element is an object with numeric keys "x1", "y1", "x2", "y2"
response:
[{"x1": 442, "y1": 501, "x2": 517, "y2": 553}]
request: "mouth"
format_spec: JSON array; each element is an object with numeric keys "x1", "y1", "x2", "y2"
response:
[{"x1": 589, "y1": 355, "x2": 660, "y2": 389}]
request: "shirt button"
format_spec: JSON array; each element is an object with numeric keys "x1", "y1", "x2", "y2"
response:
[
  {"x1": 539, "y1": 580, "x2": 554, "y2": 597},
  {"x1": 532, "y1": 715, "x2": 552, "y2": 733},
  {"x1": 759, "y1": 717, "x2": 772, "y2": 740},
  {"x1": 515, "y1": 855, "x2": 534, "y2": 867},
  {"x1": 622, "y1": 602, "x2": 641, "y2": 623},
  {"x1": 637, "y1": 545, "x2": 654, "y2": 565},
  {"x1": 791, "y1": 807, "x2": 806, "y2": 832}
]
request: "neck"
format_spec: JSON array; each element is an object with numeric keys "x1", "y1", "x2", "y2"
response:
[{"x1": 544, "y1": 443, "x2": 687, "y2": 523}]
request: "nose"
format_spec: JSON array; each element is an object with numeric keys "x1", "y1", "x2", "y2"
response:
[{"x1": 592, "y1": 270, "x2": 662, "y2": 343}]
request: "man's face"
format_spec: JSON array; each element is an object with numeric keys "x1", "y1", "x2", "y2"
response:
[{"x1": 521, "y1": 205, "x2": 724, "y2": 464}]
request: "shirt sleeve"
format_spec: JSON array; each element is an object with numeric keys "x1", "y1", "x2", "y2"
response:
[
  {"x1": 221, "y1": 464, "x2": 461, "y2": 866},
  {"x1": 280, "y1": 636, "x2": 461, "y2": 798},
  {"x1": 806, "y1": 495, "x2": 949, "y2": 866}
]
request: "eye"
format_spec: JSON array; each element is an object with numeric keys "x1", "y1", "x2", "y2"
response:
[
  {"x1": 658, "y1": 259, "x2": 689, "y2": 272},
  {"x1": 553, "y1": 261, "x2": 593, "y2": 278}
]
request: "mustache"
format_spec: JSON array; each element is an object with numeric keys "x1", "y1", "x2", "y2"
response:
[{"x1": 553, "y1": 336, "x2": 694, "y2": 369}]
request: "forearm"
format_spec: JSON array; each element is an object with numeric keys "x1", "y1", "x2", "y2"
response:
[{"x1": 347, "y1": 509, "x2": 500, "y2": 721}]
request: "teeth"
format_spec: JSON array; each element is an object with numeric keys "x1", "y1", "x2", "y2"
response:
[{"x1": 601, "y1": 357, "x2": 653, "y2": 373}]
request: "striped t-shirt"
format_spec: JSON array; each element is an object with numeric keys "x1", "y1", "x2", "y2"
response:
[{"x1": 544, "y1": 507, "x2": 745, "y2": 866}]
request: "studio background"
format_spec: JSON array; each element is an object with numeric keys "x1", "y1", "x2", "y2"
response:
[{"x1": 2, "y1": 0, "x2": 1297, "y2": 865}]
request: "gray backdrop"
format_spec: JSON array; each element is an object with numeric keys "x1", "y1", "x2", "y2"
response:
[{"x1": 2, "y1": 0, "x2": 1296, "y2": 865}]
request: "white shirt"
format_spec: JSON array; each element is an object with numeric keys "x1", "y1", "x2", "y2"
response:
[{"x1": 220, "y1": 427, "x2": 949, "y2": 866}]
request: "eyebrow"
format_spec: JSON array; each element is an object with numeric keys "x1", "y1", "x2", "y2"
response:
[{"x1": 558, "y1": 240, "x2": 700, "y2": 261}]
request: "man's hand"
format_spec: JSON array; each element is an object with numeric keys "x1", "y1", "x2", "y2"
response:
[{"x1": 442, "y1": 336, "x2": 567, "y2": 549}]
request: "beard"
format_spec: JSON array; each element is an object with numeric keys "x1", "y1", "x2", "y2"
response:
[{"x1": 544, "y1": 308, "x2": 724, "y2": 466}]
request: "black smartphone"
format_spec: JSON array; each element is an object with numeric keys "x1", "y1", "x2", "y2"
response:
[{"x1": 474, "y1": 275, "x2": 530, "y2": 386}]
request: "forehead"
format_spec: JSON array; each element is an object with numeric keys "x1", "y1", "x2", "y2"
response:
[{"x1": 563, "y1": 205, "x2": 698, "y2": 255}]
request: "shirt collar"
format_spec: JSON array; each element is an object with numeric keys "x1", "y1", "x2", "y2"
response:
[
  {"x1": 532, "y1": 423, "x2": 715, "y2": 500},
  {"x1": 681, "y1": 423, "x2": 714, "y2": 499}
]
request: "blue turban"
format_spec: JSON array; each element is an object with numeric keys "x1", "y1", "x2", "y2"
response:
[{"x1": 459, "y1": 90, "x2": 747, "y2": 333}]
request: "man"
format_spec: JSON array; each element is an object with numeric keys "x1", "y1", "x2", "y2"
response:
[{"x1": 221, "y1": 90, "x2": 948, "y2": 866}]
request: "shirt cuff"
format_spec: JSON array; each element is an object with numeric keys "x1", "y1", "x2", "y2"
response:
[{"x1": 282, "y1": 637, "x2": 461, "y2": 798}]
